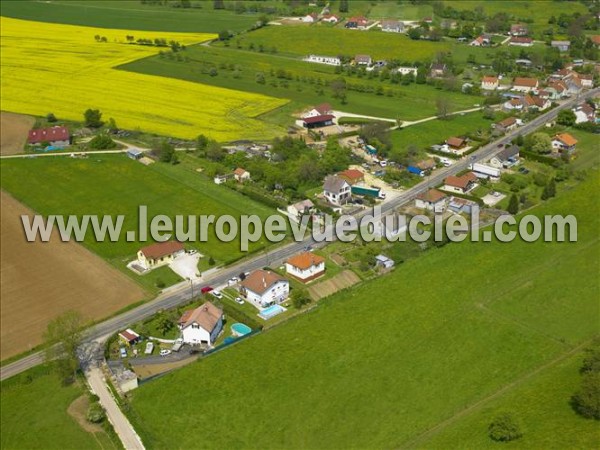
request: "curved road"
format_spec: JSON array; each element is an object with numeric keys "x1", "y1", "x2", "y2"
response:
[{"x1": 1, "y1": 88, "x2": 597, "y2": 382}]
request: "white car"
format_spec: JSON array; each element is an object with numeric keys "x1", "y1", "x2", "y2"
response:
[
  {"x1": 235, "y1": 297, "x2": 245, "y2": 305},
  {"x1": 160, "y1": 349, "x2": 171, "y2": 357},
  {"x1": 380, "y1": 160, "x2": 387, "y2": 167},
  {"x1": 211, "y1": 290, "x2": 223, "y2": 299}
]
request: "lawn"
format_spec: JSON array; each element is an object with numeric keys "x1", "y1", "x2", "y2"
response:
[
  {"x1": 392, "y1": 111, "x2": 494, "y2": 153},
  {"x1": 1, "y1": 365, "x2": 118, "y2": 450},
  {"x1": 0, "y1": 153, "x2": 276, "y2": 279},
  {"x1": 121, "y1": 43, "x2": 482, "y2": 121},
  {"x1": 420, "y1": 351, "x2": 600, "y2": 449},
  {"x1": 0, "y1": 17, "x2": 286, "y2": 141},
  {"x1": 0, "y1": 0, "x2": 262, "y2": 33},
  {"x1": 223, "y1": 25, "x2": 452, "y2": 61},
  {"x1": 128, "y1": 173, "x2": 599, "y2": 448}
]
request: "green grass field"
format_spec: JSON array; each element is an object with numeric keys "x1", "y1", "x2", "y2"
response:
[
  {"x1": 223, "y1": 25, "x2": 452, "y2": 61},
  {"x1": 0, "y1": 154, "x2": 276, "y2": 281},
  {"x1": 121, "y1": 43, "x2": 482, "y2": 122},
  {"x1": 128, "y1": 170, "x2": 599, "y2": 448},
  {"x1": 0, "y1": 0, "x2": 261, "y2": 32},
  {"x1": 1, "y1": 365, "x2": 117, "y2": 450}
]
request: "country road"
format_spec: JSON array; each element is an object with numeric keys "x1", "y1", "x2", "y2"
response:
[{"x1": 1, "y1": 87, "x2": 597, "y2": 382}]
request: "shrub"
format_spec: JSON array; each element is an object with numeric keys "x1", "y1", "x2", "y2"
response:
[
  {"x1": 488, "y1": 413, "x2": 522, "y2": 442},
  {"x1": 87, "y1": 403, "x2": 105, "y2": 423},
  {"x1": 88, "y1": 134, "x2": 117, "y2": 150},
  {"x1": 571, "y1": 372, "x2": 600, "y2": 420}
]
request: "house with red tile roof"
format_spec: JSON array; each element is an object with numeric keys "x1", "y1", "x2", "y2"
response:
[
  {"x1": 178, "y1": 302, "x2": 223, "y2": 346},
  {"x1": 28, "y1": 126, "x2": 70, "y2": 147},
  {"x1": 552, "y1": 133, "x2": 578, "y2": 154},
  {"x1": 285, "y1": 252, "x2": 326, "y2": 282},
  {"x1": 442, "y1": 172, "x2": 478, "y2": 194},
  {"x1": 338, "y1": 168, "x2": 365, "y2": 185},
  {"x1": 234, "y1": 167, "x2": 250, "y2": 182},
  {"x1": 415, "y1": 189, "x2": 447, "y2": 212},
  {"x1": 509, "y1": 36, "x2": 533, "y2": 46},
  {"x1": 481, "y1": 76, "x2": 499, "y2": 91},
  {"x1": 137, "y1": 241, "x2": 185, "y2": 270},
  {"x1": 240, "y1": 269, "x2": 289, "y2": 307},
  {"x1": 512, "y1": 77, "x2": 539, "y2": 93}
]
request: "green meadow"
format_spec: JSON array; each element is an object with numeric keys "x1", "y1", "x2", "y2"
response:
[{"x1": 129, "y1": 171, "x2": 599, "y2": 448}]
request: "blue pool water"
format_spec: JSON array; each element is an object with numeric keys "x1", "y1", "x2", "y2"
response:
[
  {"x1": 258, "y1": 304, "x2": 286, "y2": 320},
  {"x1": 231, "y1": 323, "x2": 252, "y2": 336}
]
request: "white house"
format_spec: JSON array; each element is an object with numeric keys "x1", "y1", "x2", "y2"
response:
[
  {"x1": 481, "y1": 76, "x2": 499, "y2": 91},
  {"x1": 137, "y1": 241, "x2": 185, "y2": 270},
  {"x1": 442, "y1": 172, "x2": 477, "y2": 194},
  {"x1": 302, "y1": 13, "x2": 318, "y2": 23},
  {"x1": 303, "y1": 103, "x2": 333, "y2": 118},
  {"x1": 285, "y1": 252, "x2": 326, "y2": 283},
  {"x1": 355, "y1": 54, "x2": 372, "y2": 65},
  {"x1": 303, "y1": 54, "x2": 341, "y2": 66},
  {"x1": 470, "y1": 35, "x2": 491, "y2": 46},
  {"x1": 240, "y1": 269, "x2": 289, "y2": 307},
  {"x1": 512, "y1": 77, "x2": 539, "y2": 93},
  {"x1": 287, "y1": 199, "x2": 315, "y2": 220},
  {"x1": 381, "y1": 20, "x2": 404, "y2": 33},
  {"x1": 322, "y1": 14, "x2": 340, "y2": 23},
  {"x1": 509, "y1": 36, "x2": 533, "y2": 46},
  {"x1": 375, "y1": 255, "x2": 394, "y2": 269},
  {"x1": 395, "y1": 66, "x2": 418, "y2": 76},
  {"x1": 234, "y1": 167, "x2": 250, "y2": 182},
  {"x1": 415, "y1": 189, "x2": 447, "y2": 212},
  {"x1": 552, "y1": 133, "x2": 578, "y2": 154},
  {"x1": 323, "y1": 175, "x2": 351, "y2": 206},
  {"x1": 178, "y1": 301, "x2": 223, "y2": 347},
  {"x1": 489, "y1": 145, "x2": 520, "y2": 168}
]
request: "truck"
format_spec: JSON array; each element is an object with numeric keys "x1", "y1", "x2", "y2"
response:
[
  {"x1": 407, "y1": 166, "x2": 425, "y2": 177},
  {"x1": 351, "y1": 185, "x2": 381, "y2": 198},
  {"x1": 470, "y1": 163, "x2": 500, "y2": 178},
  {"x1": 144, "y1": 342, "x2": 154, "y2": 355},
  {"x1": 365, "y1": 144, "x2": 377, "y2": 155}
]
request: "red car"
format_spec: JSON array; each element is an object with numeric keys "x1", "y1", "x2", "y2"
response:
[{"x1": 200, "y1": 286, "x2": 213, "y2": 294}]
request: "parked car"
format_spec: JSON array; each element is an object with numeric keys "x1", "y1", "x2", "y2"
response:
[
  {"x1": 518, "y1": 167, "x2": 530, "y2": 174},
  {"x1": 119, "y1": 347, "x2": 127, "y2": 358},
  {"x1": 211, "y1": 290, "x2": 223, "y2": 299},
  {"x1": 200, "y1": 286, "x2": 213, "y2": 294},
  {"x1": 380, "y1": 160, "x2": 387, "y2": 167},
  {"x1": 160, "y1": 349, "x2": 171, "y2": 357},
  {"x1": 235, "y1": 297, "x2": 245, "y2": 305},
  {"x1": 188, "y1": 249, "x2": 197, "y2": 255}
]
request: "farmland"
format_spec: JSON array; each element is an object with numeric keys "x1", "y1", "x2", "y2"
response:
[
  {"x1": 1, "y1": 365, "x2": 118, "y2": 449},
  {"x1": 0, "y1": 191, "x2": 147, "y2": 360},
  {"x1": 121, "y1": 44, "x2": 482, "y2": 122},
  {"x1": 0, "y1": 154, "x2": 276, "y2": 281},
  {"x1": 0, "y1": 17, "x2": 286, "y2": 140},
  {"x1": 129, "y1": 175, "x2": 599, "y2": 448},
  {"x1": 0, "y1": 111, "x2": 34, "y2": 155},
  {"x1": 221, "y1": 25, "x2": 452, "y2": 61},
  {"x1": 0, "y1": 0, "x2": 264, "y2": 33}
]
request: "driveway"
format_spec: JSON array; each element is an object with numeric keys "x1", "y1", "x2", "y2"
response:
[{"x1": 169, "y1": 253, "x2": 201, "y2": 280}]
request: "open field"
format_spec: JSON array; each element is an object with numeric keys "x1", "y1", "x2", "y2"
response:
[
  {"x1": 122, "y1": 44, "x2": 482, "y2": 121},
  {"x1": 0, "y1": 17, "x2": 286, "y2": 140},
  {"x1": 307, "y1": 270, "x2": 360, "y2": 301},
  {"x1": 0, "y1": 191, "x2": 146, "y2": 360},
  {"x1": 223, "y1": 25, "x2": 452, "y2": 61},
  {"x1": 0, "y1": 153, "x2": 276, "y2": 274},
  {"x1": 129, "y1": 172, "x2": 599, "y2": 448},
  {"x1": 421, "y1": 350, "x2": 600, "y2": 449},
  {"x1": 0, "y1": 111, "x2": 34, "y2": 156},
  {"x1": 0, "y1": 0, "x2": 263, "y2": 33},
  {"x1": 1, "y1": 365, "x2": 117, "y2": 449}
]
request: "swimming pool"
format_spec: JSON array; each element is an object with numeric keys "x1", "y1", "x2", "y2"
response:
[
  {"x1": 231, "y1": 323, "x2": 252, "y2": 337},
  {"x1": 258, "y1": 304, "x2": 286, "y2": 320}
]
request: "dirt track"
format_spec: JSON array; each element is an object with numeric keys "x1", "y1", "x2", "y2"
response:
[
  {"x1": 1, "y1": 111, "x2": 34, "y2": 155},
  {"x1": 0, "y1": 192, "x2": 147, "y2": 360}
]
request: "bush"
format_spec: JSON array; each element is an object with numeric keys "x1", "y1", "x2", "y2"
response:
[
  {"x1": 155, "y1": 278, "x2": 166, "y2": 288},
  {"x1": 87, "y1": 403, "x2": 105, "y2": 423},
  {"x1": 572, "y1": 372, "x2": 600, "y2": 420},
  {"x1": 88, "y1": 134, "x2": 117, "y2": 150},
  {"x1": 488, "y1": 413, "x2": 522, "y2": 442}
]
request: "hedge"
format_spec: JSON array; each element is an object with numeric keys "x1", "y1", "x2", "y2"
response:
[
  {"x1": 520, "y1": 149, "x2": 556, "y2": 165},
  {"x1": 220, "y1": 302, "x2": 263, "y2": 331},
  {"x1": 237, "y1": 186, "x2": 286, "y2": 209}
]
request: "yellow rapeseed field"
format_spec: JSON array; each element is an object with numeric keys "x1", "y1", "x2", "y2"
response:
[{"x1": 0, "y1": 17, "x2": 287, "y2": 140}]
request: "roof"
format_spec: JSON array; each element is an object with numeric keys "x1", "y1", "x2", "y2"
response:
[
  {"x1": 482, "y1": 76, "x2": 498, "y2": 84},
  {"x1": 551, "y1": 40, "x2": 571, "y2": 46},
  {"x1": 234, "y1": 167, "x2": 248, "y2": 176},
  {"x1": 591, "y1": 35, "x2": 600, "y2": 45},
  {"x1": 511, "y1": 24, "x2": 528, "y2": 31},
  {"x1": 28, "y1": 126, "x2": 69, "y2": 144},
  {"x1": 416, "y1": 158, "x2": 436, "y2": 170},
  {"x1": 119, "y1": 329, "x2": 139, "y2": 342},
  {"x1": 338, "y1": 168, "x2": 364, "y2": 181},
  {"x1": 554, "y1": 133, "x2": 578, "y2": 146},
  {"x1": 497, "y1": 117, "x2": 517, "y2": 128},
  {"x1": 313, "y1": 103, "x2": 332, "y2": 115},
  {"x1": 178, "y1": 301, "x2": 222, "y2": 332},
  {"x1": 430, "y1": 63, "x2": 446, "y2": 71},
  {"x1": 291, "y1": 199, "x2": 314, "y2": 211},
  {"x1": 139, "y1": 241, "x2": 184, "y2": 259},
  {"x1": 381, "y1": 19, "x2": 402, "y2": 28},
  {"x1": 496, "y1": 145, "x2": 520, "y2": 161},
  {"x1": 446, "y1": 136, "x2": 466, "y2": 148},
  {"x1": 416, "y1": 189, "x2": 447, "y2": 203},
  {"x1": 444, "y1": 172, "x2": 477, "y2": 189},
  {"x1": 510, "y1": 36, "x2": 533, "y2": 44},
  {"x1": 323, "y1": 175, "x2": 349, "y2": 193},
  {"x1": 303, "y1": 114, "x2": 335, "y2": 124},
  {"x1": 240, "y1": 269, "x2": 287, "y2": 296},
  {"x1": 514, "y1": 77, "x2": 538, "y2": 87},
  {"x1": 286, "y1": 252, "x2": 325, "y2": 270},
  {"x1": 355, "y1": 54, "x2": 371, "y2": 62}
]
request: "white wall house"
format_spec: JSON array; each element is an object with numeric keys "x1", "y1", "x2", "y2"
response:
[
  {"x1": 137, "y1": 241, "x2": 185, "y2": 270},
  {"x1": 415, "y1": 189, "x2": 447, "y2": 212},
  {"x1": 442, "y1": 173, "x2": 477, "y2": 194},
  {"x1": 323, "y1": 175, "x2": 351, "y2": 206},
  {"x1": 285, "y1": 252, "x2": 326, "y2": 283},
  {"x1": 512, "y1": 77, "x2": 539, "y2": 93},
  {"x1": 240, "y1": 270, "x2": 289, "y2": 308},
  {"x1": 178, "y1": 302, "x2": 223, "y2": 346},
  {"x1": 395, "y1": 66, "x2": 418, "y2": 76},
  {"x1": 303, "y1": 54, "x2": 342, "y2": 66}
]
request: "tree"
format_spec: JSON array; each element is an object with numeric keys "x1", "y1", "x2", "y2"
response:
[
  {"x1": 291, "y1": 289, "x2": 311, "y2": 309},
  {"x1": 218, "y1": 30, "x2": 230, "y2": 41},
  {"x1": 83, "y1": 109, "x2": 103, "y2": 128},
  {"x1": 488, "y1": 413, "x2": 522, "y2": 442},
  {"x1": 88, "y1": 134, "x2": 117, "y2": 150},
  {"x1": 107, "y1": 117, "x2": 118, "y2": 133},
  {"x1": 528, "y1": 132, "x2": 552, "y2": 154},
  {"x1": 156, "y1": 312, "x2": 174, "y2": 335},
  {"x1": 572, "y1": 372, "x2": 600, "y2": 420},
  {"x1": 155, "y1": 139, "x2": 177, "y2": 163},
  {"x1": 206, "y1": 140, "x2": 225, "y2": 162},
  {"x1": 213, "y1": 0, "x2": 224, "y2": 9},
  {"x1": 541, "y1": 178, "x2": 556, "y2": 200},
  {"x1": 87, "y1": 403, "x2": 105, "y2": 423},
  {"x1": 46, "y1": 113, "x2": 57, "y2": 123},
  {"x1": 408, "y1": 27, "x2": 422, "y2": 40},
  {"x1": 557, "y1": 109, "x2": 577, "y2": 127},
  {"x1": 44, "y1": 311, "x2": 84, "y2": 384},
  {"x1": 208, "y1": 256, "x2": 215, "y2": 266},
  {"x1": 196, "y1": 134, "x2": 209, "y2": 153},
  {"x1": 435, "y1": 97, "x2": 452, "y2": 120},
  {"x1": 331, "y1": 77, "x2": 347, "y2": 103},
  {"x1": 507, "y1": 194, "x2": 519, "y2": 215},
  {"x1": 338, "y1": 0, "x2": 348, "y2": 13}
]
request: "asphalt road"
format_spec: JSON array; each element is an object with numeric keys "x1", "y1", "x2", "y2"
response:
[{"x1": 1, "y1": 88, "x2": 597, "y2": 382}]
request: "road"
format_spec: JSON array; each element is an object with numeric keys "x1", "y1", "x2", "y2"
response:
[{"x1": 1, "y1": 87, "x2": 597, "y2": 382}]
